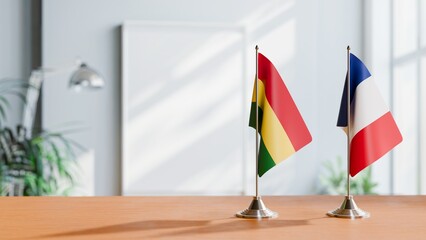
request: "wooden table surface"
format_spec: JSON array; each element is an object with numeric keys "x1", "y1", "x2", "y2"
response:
[{"x1": 1, "y1": 196, "x2": 425, "y2": 239}]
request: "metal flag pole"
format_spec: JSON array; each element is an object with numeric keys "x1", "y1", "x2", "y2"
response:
[
  {"x1": 255, "y1": 45, "x2": 259, "y2": 198},
  {"x1": 236, "y1": 45, "x2": 277, "y2": 219},
  {"x1": 327, "y1": 46, "x2": 369, "y2": 219},
  {"x1": 346, "y1": 45, "x2": 351, "y2": 199}
]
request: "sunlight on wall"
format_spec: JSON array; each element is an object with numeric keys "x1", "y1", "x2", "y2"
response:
[
  {"x1": 393, "y1": 0, "x2": 417, "y2": 59},
  {"x1": 173, "y1": 31, "x2": 244, "y2": 79},
  {"x1": 240, "y1": 0, "x2": 294, "y2": 30},
  {"x1": 391, "y1": 0, "x2": 424, "y2": 194},
  {"x1": 123, "y1": 1, "x2": 298, "y2": 195},
  {"x1": 393, "y1": 62, "x2": 418, "y2": 194},
  {"x1": 257, "y1": 19, "x2": 295, "y2": 76}
]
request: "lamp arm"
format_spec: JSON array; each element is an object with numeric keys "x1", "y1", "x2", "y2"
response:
[
  {"x1": 21, "y1": 60, "x2": 81, "y2": 137},
  {"x1": 21, "y1": 72, "x2": 43, "y2": 137},
  {"x1": 35, "y1": 59, "x2": 82, "y2": 76}
]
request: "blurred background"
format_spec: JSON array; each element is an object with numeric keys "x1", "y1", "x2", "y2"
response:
[{"x1": 0, "y1": 0, "x2": 424, "y2": 196}]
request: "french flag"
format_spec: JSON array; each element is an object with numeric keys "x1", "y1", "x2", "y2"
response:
[{"x1": 337, "y1": 53, "x2": 403, "y2": 177}]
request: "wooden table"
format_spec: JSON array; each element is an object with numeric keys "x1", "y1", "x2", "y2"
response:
[{"x1": 1, "y1": 196, "x2": 425, "y2": 239}]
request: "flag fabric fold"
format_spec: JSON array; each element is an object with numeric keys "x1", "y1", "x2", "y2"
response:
[
  {"x1": 249, "y1": 53, "x2": 312, "y2": 177},
  {"x1": 337, "y1": 53, "x2": 403, "y2": 177}
]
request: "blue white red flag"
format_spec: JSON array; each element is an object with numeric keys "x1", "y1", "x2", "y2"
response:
[{"x1": 337, "y1": 53, "x2": 403, "y2": 177}]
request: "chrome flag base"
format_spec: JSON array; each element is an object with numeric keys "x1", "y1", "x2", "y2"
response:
[
  {"x1": 327, "y1": 195, "x2": 370, "y2": 219},
  {"x1": 236, "y1": 196, "x2": 278, "y2": 219}
]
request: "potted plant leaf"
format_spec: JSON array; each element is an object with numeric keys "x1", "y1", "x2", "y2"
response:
[
  {"x1": 319, "y1": 156, "x2": 378, "y2": 195},
  {"x1": 0, "y1": 79, "x2": 80, "y2": 196}
]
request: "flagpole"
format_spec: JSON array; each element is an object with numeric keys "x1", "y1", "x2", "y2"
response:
[
  {"x1": 236, "y1": 45, "x2": 277, "y2": 219},
  {"x1": 255, "y1": 45, "x2": 259, "y2": 198},
  {"x1": 326, "y1": 46, "x2": 369, "y2": 219},
  {"x1": 346, "y1": 46, "x2": 351, "y2": 198}
]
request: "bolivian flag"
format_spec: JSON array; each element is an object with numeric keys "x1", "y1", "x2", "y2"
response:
[{"x1": 249, "y1": 53, "x2": 312, "y2": 177}]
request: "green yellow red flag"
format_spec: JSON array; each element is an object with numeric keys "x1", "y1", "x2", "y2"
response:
[{"x1": 249, "y1": 53, "x2": 312, "y2": 176}]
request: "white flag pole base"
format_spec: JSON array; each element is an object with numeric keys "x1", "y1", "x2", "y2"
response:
[
  {"x1": 327, "y1": 195, "x2": 370, "y2": 219},
  {"x1": 236, "y1": 196, "x2": 278, "y2": 219}
]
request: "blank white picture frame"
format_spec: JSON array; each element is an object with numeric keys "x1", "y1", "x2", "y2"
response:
[{"x1": 121, "y1": 21, "x2": 248, "y2": 195}]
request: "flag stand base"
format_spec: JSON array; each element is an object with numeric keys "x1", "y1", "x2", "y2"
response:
[
  {"x1": 236, "y1": 196, "x2": 278, "y2": 219},
  {"x1": 327, "y1": 195, "x2": 370, "y2": 219}
]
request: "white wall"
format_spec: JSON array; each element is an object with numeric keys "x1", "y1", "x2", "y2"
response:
[
  {"x1": 315, "y1": 0, "x2": 364, "y2": 192},
  {"x1": 42, "y1": 0, "x2": 363, "y2": 195},
  {"x1": 0, "y1": 0, "x2": 32, "y2": 127},
  {"x1": 364, "y1": 0, "x2": 393, "y2": 194},
  {"x1": 365, "y1": 0, "x2": 426, "y2": 195}
]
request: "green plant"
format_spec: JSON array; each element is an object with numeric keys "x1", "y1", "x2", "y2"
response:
[
  {"x1": 319, "y1": 156, "x2": 378, "y2": 195},
  {"x1": 0, "y1": 78, "x2": 80, "y2": 196}
]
